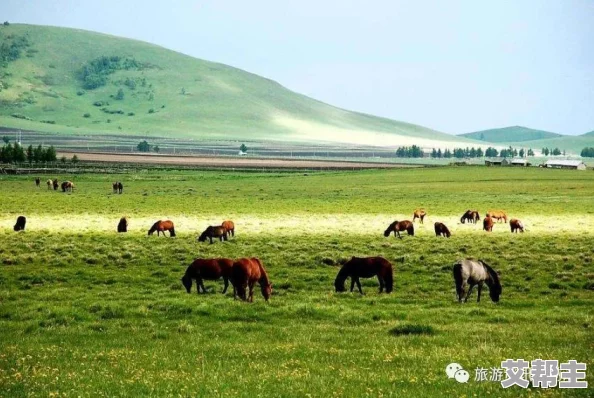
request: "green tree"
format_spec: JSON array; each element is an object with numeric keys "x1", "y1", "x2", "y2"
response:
[
  {"x1": 240, "y1": 143, "x2": 248, "y2": 153},
  {"x1": 552, "y1": 147, "x2": 561, "y2": 156},
  {"x1": 137, "y1": 140, "x2": 151, "y2": 152},
  {"x1": 519, "y1": 148, "x2": 525, "y2": 158},
  {"x1": 71, "y1": 154, "x2": 79, "y2": 165},
  {"x1": 43, "y1": 146, "x2": 57, "y2": 162},
  {"x1": 2, "y1": 136, "x2": 9, "y2": 144},
  {"x1": 527, "y1": 148, "x2": 534, "y2": 156},
  {"x1": 60, "y1": 155, "x2": 67, "y2": 164},
  {"x1": 26, "y1": 144, "x2": 34, "y2": 164},
  {"x1": 12, "y1": 143, "x2": 25, "y2": 163},
  {"x1": 115, "y1": 88, "x2": 125, "y2": 100},
  {"x1": 153, "y1": 145, "x2": 160, "y2": 153},
  {"x1": 33, "y1": 144, "x2": 43, "y2": 163}
]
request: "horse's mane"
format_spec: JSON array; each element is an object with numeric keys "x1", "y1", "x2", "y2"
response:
[
  {"x1": 479, "y1": 260, "x2": 501, "y2": 289},
  {"x1": 149, "y1": 220, "x2": 160, "y2": 232},
  {"x1": 254, "y1": 259, "x2": 270, "y2": 285},
  {"x1": 384, "y1": 221, "x2": 398, "y2": 236}
]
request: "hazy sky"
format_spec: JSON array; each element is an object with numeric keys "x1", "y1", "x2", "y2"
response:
[{"x1": 2, "y1": 0, "x2": 593, "y2": 135}]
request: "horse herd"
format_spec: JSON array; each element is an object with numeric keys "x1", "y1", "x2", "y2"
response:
[{"x1": 20, "y1": 180, "x2": 508, "y2": 303}]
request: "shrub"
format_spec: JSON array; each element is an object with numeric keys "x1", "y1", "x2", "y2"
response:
[
  {"x1": 83, "y1": 113, "x2": 91, "y2": 118},
  {"x1": 76, "y1": 90, "x2": 85, "y2": 96},
  {"x1": 148, "y1": 108, "x2": 155, "y2": 114},
  {"x1": 127, "y1": 112, "x2": 135, "y2": 116},
  {"x1": 389, "y1": 324, "x2": 436, "y2": 336},
  {"x1": 93, "y1": 101, "x2": 104, "y2": 107}
]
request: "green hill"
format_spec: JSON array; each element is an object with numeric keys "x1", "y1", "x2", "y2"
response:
[
  {"x1": 506, "y1": 135, "x2": 594, "y2": 155},
  {"x1": 0, "y1": 24, "x2": 479, "y2": 148},
  {"x1": 460, "y1": 126, "x2": 562, "y2": 142}
]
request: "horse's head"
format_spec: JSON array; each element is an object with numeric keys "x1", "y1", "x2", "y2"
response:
[
  {"x1": 489, "y1": 284, "x2": 501, "y2": 303},
  {"x1": 197, "y1": 232, "x2": 207, "y2": 242},
  {"x1": 334, "y1": 279, "x2": 347, "y2": 292},
  {"x1": 261, "y1": 283, "x2": 272, "y2": 301},
  {"x1": 181, "y1": 275, "x2": 192, "y2": 293},
  {"x1": 384, "y1": 221, "x2": 397, "y2": 237}
]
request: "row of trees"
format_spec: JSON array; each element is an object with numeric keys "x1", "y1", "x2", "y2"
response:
[
  {"x1": 581, "y1": 147, "x2": 594, "y2": 158},
  {"x1": 541, "y1": 147, "x2": 564, "y2": 156},
  {"x1": 395, "y1": 145, "x2": 424, "y2": 158},
  {"x1": 0, "y1": 143, "x2": 57, "y2": 164}
]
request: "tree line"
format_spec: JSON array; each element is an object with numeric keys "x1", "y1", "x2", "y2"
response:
[
  {"x1": 396, "y1": 145, "x2": 540, "y2": 159},
  {"x1": 0, "y1": 143, "x2": 57, "y2": 164},
  {"x1": 541, "y1": 147, "x2": 563, "y2": 156},
  {"x1": 581, "y1": 147, "x2": 594, "y2": 157}
]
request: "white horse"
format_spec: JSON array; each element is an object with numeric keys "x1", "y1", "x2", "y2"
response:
[{"x1": 453, "y1": 259, "x2": 501, "y2": 303}]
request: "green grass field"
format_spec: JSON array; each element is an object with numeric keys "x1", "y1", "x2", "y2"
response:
[{"x1": 1, "y1": 167, "x2": 593, "y2": 397}]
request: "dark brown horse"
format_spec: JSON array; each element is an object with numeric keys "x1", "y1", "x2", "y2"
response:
[
  {"x1": 13, "y1": 216, "x2": 26, "y2": 231},
  {"x1": 61, "y1": 181, "x2": 74, "y2": 192},
  {"x1": 487, "y1": 210, "x2": 507, "y2": 223},
  {"x1": 52, "y1": 178, "x2": 59, "y2": 191},
  {"x1": 182, "y1": 258, "x2": 235, "y2": 294},
  {"x1": 148, "y1": 220, "x2": 176, "y2": 237},
  {"x1": 510, "y1": 219, "x2": 524, "y2": 233},
  {"x1": 334, "y1": 256, "x2": 393, "y2": 294},
  {"x1": 35, "y1": 177, "x2": 40, "y2": 187},
  {"x1": 434, "y1": 222, "x2": 451, "y2": 238},
  {"x1": 117, "y1": 217, "x2": 128, "y2": 233},
  {"x1": 384, "y1": 220, "x2": 414, "y2": 239},
  {"x1": 197, "y1": 225, "x2": 227, "y2": 243},
  {"x1": 232, "y1": 258, "x2": 272, "y2": 302},
  {"x1": 460, "y1": 210, "x2": 480, "y2": 224},
  {"x1": 222, "y1": 220, "x2": 235, "y2": 237},
  {"x1": 412, "y1": 208, "x2": 427, "y2": 224},
  {"x1": 483, "y1": 216, "x2": 494, "y2": 232},
  {"x1": 453, "y1": 258, "x2": 501, "y2": 303}
]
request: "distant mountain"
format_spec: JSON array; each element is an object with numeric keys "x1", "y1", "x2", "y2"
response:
[
  {"x1": 0, "y1": 24, "x2": 480, "y2": 149},
  {"x1": 581, "y1": 131, "x2": 594, "y2": 137},
  {"x1": 460, "y1": 126, "x2": 562, "y2": 143}
]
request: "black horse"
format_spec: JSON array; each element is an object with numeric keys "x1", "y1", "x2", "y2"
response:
[
  {"x1": 334, "y1": 256, "x2": 393, "y2": 294},
  {"x1": 197, "y1": 226, "x2": 228, "y2": 244},
  {"x1": 13, "y1": 216, "x2": 26, "y2": 231}
]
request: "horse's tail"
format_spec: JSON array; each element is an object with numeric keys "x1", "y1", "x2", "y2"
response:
[
  {"x1": 407, "y1": 224, "x2": 414, "y2": 236},
  {"x1": 169, "y1": 227, "x2": 176, "y2": 237},
  {"x1": 452, "y1": 262, "x2": 464, "y2": 300},
  {"x1": 384, "y1": 263, "x2": 394, "y2": 293},
  {"x1": 444, "y1": 225, "x2": 451, "y2": 238}
]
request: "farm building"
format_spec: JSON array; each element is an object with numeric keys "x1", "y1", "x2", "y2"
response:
[
  {"x1": 543, "y1": 160, "x2": 587, "y2": 170},
  {"x1": 510, "y1": 158, "x2": 531, "y2": 167},
  {"x1": 484, "y1": 158, "x2": 509, "y2": 166}
]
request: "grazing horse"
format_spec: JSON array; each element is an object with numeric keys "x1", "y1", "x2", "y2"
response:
[
  {"x1": 53, "y1": 179, "x2": 59, "y2": 191},
  {"x1": 197, "y1": 226, "x2": 228, "y2": 244},
  {"x1": 61, "y1": 181, "x2": 74, "y2": 192},
  {"x1": 452, "y1": 259, "x2": 501, "y2": 303},
  {"x1": 13, "y1": 216, "x2": 26, "y2": 231},
  {"x1": 460, "y1": 210, "x2": 480, "y2": 224},
  {"x1": 412, "y1": 208, "x2": 427, "y2": 224},
  {"x1": 148, "y1": 220, "x2": 176, "y2": 237},
  {"x1": 384, "y1": 220, "x2": 414, "y2": 239},
  {"x1": 486, "y1": 210, "x2": 507, "y2": 223},
  {"x1": 46, "y1": 179, "x2": 52, "y2": 190},
  {"x1": 181, "y1": 258, "x2": 234, "y2": 294},
  {"x1": 483, "y1": 216, "x2": 494, "y2": 232},
  {"x1": 222, "y1": 220, "x2": 235, "y2": 237},
  {"x1": 35, "y1": 177, "x2": 40, "y2": 187},
  {"x1": 334, "y1": 256, "x2": 393, "y2": 294},
  {"x1": 231, "y1": 258, "x2": 272, "y2": 302},
  {"x1": 434, "y1": 222, "x2": 451, "y2": 238},
  {"x1": 117, "y1": 182, "x2": 123, "y2": 194},
  {"x1": 112, "y1": 182, "x2": 118, "y2": 193},
  {"x1": 510, "y1": 219, "x2": 524, "y2": 233},
  {"x1": 117, "y1": 217, "x2": 128, "y2": 233}
]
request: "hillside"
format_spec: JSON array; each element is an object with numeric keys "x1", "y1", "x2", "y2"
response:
[
  {"x1": 0, "y1": 24, "x2": 480, "y2": 149},
  {"x1": 460, "y1": 126, "x2": 562, "y2": 142},
  {"x1": 506, "y1": 134, "x2": 594, "y2": 155}
]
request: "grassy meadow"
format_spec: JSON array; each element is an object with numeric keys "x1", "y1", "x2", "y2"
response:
[{"x1": 0, "y1": 167, "x2": 593, "y2": 397}]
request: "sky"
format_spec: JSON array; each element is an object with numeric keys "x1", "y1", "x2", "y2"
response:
[{"x1": 2, "y1": 0, "x2": 593, "y2": 135}]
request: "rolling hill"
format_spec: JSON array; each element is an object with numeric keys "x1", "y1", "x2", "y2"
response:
[
  {"x1": 459, "y1": 126, "x2": 562, "y2": 142},
  {"x1": 0, "y1": 24, "x2": 480, "y2": 149}
]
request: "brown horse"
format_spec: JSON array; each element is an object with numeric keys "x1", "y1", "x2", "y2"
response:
[
  {"x1": 13, "y1": 216, "x2": 26, "y2": 232},
  {"x1": 53, "y1": 179, "x2": 59, "y2": 191},
  {"x1": 483, "y1": 216, "x2": 494, "y2": 232},
  {"x1": 510, "y1": 219, "x2": 524, "y2": 233},
  {"x1": 384, "y1": 220, "x2": 414, "y2": 239},
  {"x1": 460, "y1": 210, "x2": 480, "y2": 224},
  {"x1": 487, "y1": 210, "x2": 507, "y2": 223},
  {"x1": 117, "y1": 217, "x2": 128, "y2": 233},
  {"x1": 334, "y1": 256, "x2": 393, "y2": 294},
  {"x1": 222, "y1": 220, "x2": 235, "y2": 237},
  {"x1": 413, "y1": 208, "x2": 427, "y2": 224},
  {"x1": 112, "y1": 182, "x2": 123, "y2": 194},
  {"x1": 35, "y1": 177, "x2": 40, "y2": 187},
  {"x1": 61, "y1": 181, "x2": 74, "y2": 192},
  {"x1": 148, "y1": 220, "x2": 176, "y2": 237},
  {"x1": 197, "y1": 225, "x2": 227, "y2": 243},
  {"x1": 181, "y1": 258, "x2": 235, "y2": 294},
  {"x1": 232, "y1": 258, "x2": 272, "y2": 302},
  {"x1": 434, "y1": 222, "x2": 451, "y2": 238}
]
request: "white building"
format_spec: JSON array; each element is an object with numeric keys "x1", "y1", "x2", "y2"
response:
[{"x1": 543, "y1": 160, "x2": 587, "y2": 170}]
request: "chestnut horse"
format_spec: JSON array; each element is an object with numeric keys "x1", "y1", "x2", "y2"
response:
[
  {"x1": 483, "y1": 216, "x2": 494, "y2": 232},
  {"x1": 182, "y1": 258, "x2": 235, "y2": 294},
  {"x1": 148, "y1": 220, "x2": 176, "y2": 237},
  {"x1": 460, "y1": 210, "x2": 480, "y2": 224},
  {"x1": 222, "y1": 220, "x2": 235, "y2": 237},
  {"x1": 487, "y1": 210, "x2": 507, "y2": 223},
  {"x1": 117, "y1": 217, "x2": 128, "y2": 233},
  {"x1": 510, "y1": 219, "x2": 524, "y2": 233},
  {"x1": 334, "y1": 256, "x2": 393, "y2": 294},
  {"x1": 13, "y1": 216, "x2": 26, "y2": 231},
  {"x1": 453, "y1": 259, "x2": 501, "y2": 303},
  {"x1": 197, "y1": 226, "x2": 228, "y2": 243},
  {"x1": 434, "y1": 222, "x2": 451, "y2": 238},
  {"x1": 61, "y1": 181, "x2": 74, "y2": 192},
  {"x1": 384, "y1": 220, "x2": 414, "y2": 239},
  {"x1": 53, "y1": 179, "x2": 59, "y2": 191},
  {"x1": 412, "y1": 208, "x2": 427, "y2": 224},
  {"x1": 232, "y1": 258, "x2": 272, "y2": 302},
  {"x1": 35, "y1": 177, "x2": 40, "y2": 187}
]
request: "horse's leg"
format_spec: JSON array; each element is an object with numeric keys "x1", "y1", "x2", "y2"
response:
[
  {"x1": 378, "y1": 276, "x2": 384, "y2": 293},
  {"x1": 222, "y1": 277, "x2": 229, "y2": 294},
  {"x1": 355, "y1": 279, "x2": 363, "y2": 294},
  {"x1": 350, "y1": 278, "x2": 355, "y2": 292},
  {"x1": 248, "y1": 281, "x2": 255, "y2": 302},
  {"x1": 465, "y1": 284, "x2": 475, "y2": 303},
  {"x1": 396, "y1": 230, "x2": 402, "y2": 239},
  {"x1": 209, "y1": 236, "x2": 214, "y2": 244},
  {"x1": 232, "y1": 229, "x2": 235, "y2": 237},
  {"x1": 477, "y1": 283, "x2": 483, "y2": 303}
]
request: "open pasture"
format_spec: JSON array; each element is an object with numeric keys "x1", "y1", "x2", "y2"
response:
[{"x1": 0, "y1": 167, "x2": 593, "y2": 397}]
